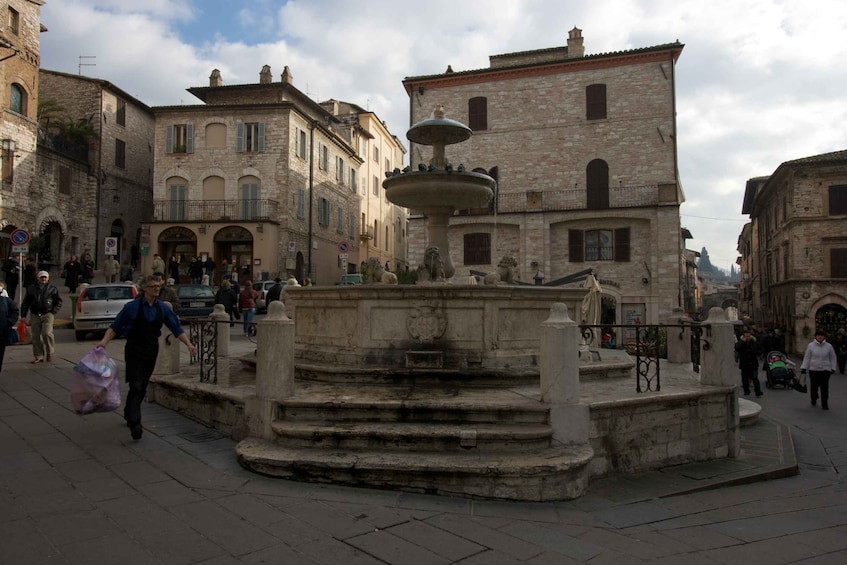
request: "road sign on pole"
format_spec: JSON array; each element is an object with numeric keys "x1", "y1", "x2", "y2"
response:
[{"x1": 104, "y1": 237, "x2": 118, "y2": 256}]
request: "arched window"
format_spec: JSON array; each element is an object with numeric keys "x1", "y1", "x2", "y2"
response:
[
  {"x1": 468, "y1": 97, "x2": 487, "y2": 131},
  {"x1": 10, "y1": 83, "x2": 26, "y2": 115},
  {"x1": 586, "y1": 159, "x2": 609, "y2": 210},
  {"x1": 586, "y1": 84, "x2": 606, "y2": 120}
]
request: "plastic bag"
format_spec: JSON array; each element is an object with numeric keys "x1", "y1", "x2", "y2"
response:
[{"x1": 70, "y1": 346, "x2": 121, "y2": 415}]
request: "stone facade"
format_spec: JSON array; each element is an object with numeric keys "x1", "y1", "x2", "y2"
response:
[
  {"x1": 37, "y1": 70, "x2": 155, "y2": 270},
  {"x1": 402, "y1": 29, "x2": 685, "y2": 323},
  {"x1": 741, "y1": 150, "x2": 847, "y2": 353},
  {"x1": 0, "y1": 0, "x2": 43, "y2": 266},
  {"x1": 146, "y1": 68, "x2": 404, "y2": 286}
]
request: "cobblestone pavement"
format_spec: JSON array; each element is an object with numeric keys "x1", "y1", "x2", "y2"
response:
[{"x1": 2, "y1": 307, "x2": 847, "y2": 564}]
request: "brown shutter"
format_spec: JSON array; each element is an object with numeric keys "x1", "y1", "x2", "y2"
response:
[
  {"x1": 569, "y1": 229, "x2": 584, "y2": 263},
  {"x1": 586, "y1": 84, "x2": 607, "y2": 120},
  {"x1": 614, "y1": 227, "x2": 630, "y2": 262},
  {"x1": 831, "y1": 248, "x2": 847, "y2": 278},
  {"x1": 468, "y1": 97, "x2": 488, "y2": 131}
]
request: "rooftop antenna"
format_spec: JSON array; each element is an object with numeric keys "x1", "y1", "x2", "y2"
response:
[{"x1": 78, "y1": 55, "x2": 96, "y2": 75}]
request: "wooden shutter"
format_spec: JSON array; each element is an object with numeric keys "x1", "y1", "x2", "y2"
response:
[
  {"x1": 186, "y1": 124, "x2": 194, "y2": 153},
  {"x1": 614, "y1": 227, "x2": 630, "y2": 262},
  {"x1": 257, "y1": 123, "x2": 266, "y2": 152},
  {"x1": 468, "y1": 97, "x2": 488, "y2": 131},
  {"x1": 165, "y1": 125, "x2": 174, "y2": 154},
  {"x1": 829, "y1": 185, "x2": 847, "y2": 215},
  {"x1": 569, "y1": 229, "x2": 584, "y2": 263},
  {"x1": 236, "y1": 123, "x2": 244, "y2": 152},
  {"x1": 586, "y1": 84, "x2": 607, "y2": 120},
  {"x1": 831, "y1": 249, "x2": 847, "y2": 278}
]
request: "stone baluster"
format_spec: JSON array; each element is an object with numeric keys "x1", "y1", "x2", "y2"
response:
[
  {"x1": 699, "y1": 306, "x2": 741, "y2": 457},
  {"x1": 666, "y1": 307, "x2": 692, "y2": 364},
  {"x1": 540, "y1": 303, "x2": 589, "y2": 445},
  {"x1": 247, "y1": 300, "x2": 295, "y2": 439}
]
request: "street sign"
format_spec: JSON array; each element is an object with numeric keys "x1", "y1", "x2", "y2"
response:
[
  {"x1": 338, "y1": 241, "x2": 349, "y2": 253},
  {"x1": 10, "y1": 229, "x2": 29, "y2": 245},
  {"x1": 288, "y1": 241, "x2": 296, "y2": 251},
  {"x1": 104, "y1": 237, "x2": 118, "y2": 255},
  {"x1": 339, "y1": 253, "x2": 349, "y2": 260},
  {"x1": 11, "y1": 244, "x2": 28, "y2": 254}
]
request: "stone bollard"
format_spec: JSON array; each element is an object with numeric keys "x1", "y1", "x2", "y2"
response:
[
  {"x1": 699, "y1": 306, "x2": 741, "y2": 457},
  {"x1": 210, "y1": 305, "x2": 231, "y2": 386},
  {"x1": 248, "y1": 300, "x2": 295, "y2": 439},
  {"x1": 153, "y1": 301, "x2": 180, "y2": 376},
  {"x1": 666, "y1": 307, "x2": 692, "y2": 364},
  {"x1": 540, "y1": 303, "x2": 589, "y2": 445}
]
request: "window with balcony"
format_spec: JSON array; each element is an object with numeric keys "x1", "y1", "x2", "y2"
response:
[
  {"x1": 237, "y1": 122, "x2": 265, "y2": 152},
  {"x1": 586, "y1": 84, "x2": 607, "y2": 120},
  {"x1": 115, "y1": 139, "x2": 126, "y2": 168},
  {"x1": 464, "y1": 233, "x2": 491, "y2": 265},
  {"x1": 240, "y1": 181, "x2": 259, "y2": 220},
  {"x1": 167, "y1": 183, "x2": 186, "y2": 221},
  {"x1": 568, "y1": 227, "x2": 630, "y2": 262},
  {"x1": 468, "y1": 97, "x2": 488, "y2": 131},
  {"x1": 586, "y1": 159, "x2": 609, "y2": 210},
  {"x1": 166, "y1": 124, "x2": 194, "y2": 154}
]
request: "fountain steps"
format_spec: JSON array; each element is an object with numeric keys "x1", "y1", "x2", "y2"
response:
[
  {"x1": 236, "y1": 378, "x2": 593, "y2": 500},
  {"x1": 270, "y1": 421, "x2": 553, "y2": 452},
  {"x1": 295, "y1": 363, "x2": 541, "y2": 387},
  {"x1": 236, "y1": 438, "x2": 593, "y2": 501}
]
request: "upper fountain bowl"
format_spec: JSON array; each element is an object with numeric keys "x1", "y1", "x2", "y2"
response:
[{"x1": 407, "y1": 114, "x2": 472, "y2": 147}]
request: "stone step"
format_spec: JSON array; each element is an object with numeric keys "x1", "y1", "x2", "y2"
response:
[
  {"x1": 279, "y1": 384, "x2": 549, "y2": 424},
  {"x1": 294, "y1": 362, "x2": 541, "y2": 387},
  {"x1": 270, "y1": 421, "x2": 553, "y2": 452},
  {"x1": 236, "y1": 437, "x2": 594, "y2": 501}
]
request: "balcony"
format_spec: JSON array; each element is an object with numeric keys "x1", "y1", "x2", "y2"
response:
[
  {"x1": 454, "y1": 184, "x2": 667, "y2": 216},
  {"x1": 151, "y1": 199, "x2": 280, "y2": 223}
]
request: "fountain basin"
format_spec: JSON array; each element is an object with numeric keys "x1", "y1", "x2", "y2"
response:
[{"x1": 384, "y1": 170, "x2": 495, "y2": 211}]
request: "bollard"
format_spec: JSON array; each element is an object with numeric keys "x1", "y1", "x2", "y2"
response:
[{"x1": 540, "y1": 303, "x2": 589, "y2": 445}]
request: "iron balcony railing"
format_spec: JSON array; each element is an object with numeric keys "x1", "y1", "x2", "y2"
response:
[{"x1": 151, "y1": 199, "x2": 281, "y2": 222}]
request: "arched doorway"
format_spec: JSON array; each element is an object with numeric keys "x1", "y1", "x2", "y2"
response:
[
  {"x1": 158, "y1": 226, "x2": 197, "y2": 284},
  {"x1": 213, "y1": 225, "x2": 253, "y2": 285},
  {"x1": 815, "y1": 304, "x2": 847, "y2": 337}
]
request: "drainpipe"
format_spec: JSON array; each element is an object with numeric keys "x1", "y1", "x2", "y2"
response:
[{"x1": 307, "y1": 120, "x2": 316, "y2": 279}]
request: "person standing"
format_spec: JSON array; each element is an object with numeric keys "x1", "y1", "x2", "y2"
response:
[
  {"x1": 119, "y1": 259, "x2": 133, "y2": 282},
  {"x1": 265, "y1": 277, "x2": 283, "y2": 305},
  {"x1": 203, "y1": 256, "x2": 216, "y2": 283},
  {"x1": 103, "y1": 255, "x2": 120, "y2": 283},
  {"x1": 130, "y1": 245, "x2": 140, "y2": 269},
  {"x1": 151, "y1": 253, "x2": 166, "y2": 276},
  {"x1": 801, "y1": 329, "x2": 838, "y2": 410},
  {"x1": 833, "y1": 329, "x2": 847, "y2": 375},
  {"x1": 734, "y1": 328, "x2": 763, "y2": 397},
  {"x1": 96, "y1": 275, "x2": 196, "y2": 440},
  {"x1": 21, "y1": 271, "x2": 62, "y2": 364},
  {"x1": 169, "y1": 256, "x2": 181, "y2": 283},
  {"x1": 0, "y1": 288, "x2": 19, "y2": 372},
  {"x1": 214, "y1": 279, "x2": 238, "y2": 323},
  {"x1": 238, "y1": 281, "x2": 258, "y2": 336},
  {"x1": 63, "y1": 255, "x2": 83, "y2": 294},
  {"x1": 188, "y1": 257, "x2": 204, "y2": 284},
  {"x1": 80, "y1": 253, "x2": 95, "y2": 285},
  {"x1": 3, "y1": 255, "x2": 20, "y2": 300},
  {"x1": 22, "y1": 256, "x2": 37, "y2": 290}
]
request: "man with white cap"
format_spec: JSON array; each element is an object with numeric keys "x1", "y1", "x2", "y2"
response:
[{"x1": 21, "y1": 270, "x2": 62, "y2": 363}]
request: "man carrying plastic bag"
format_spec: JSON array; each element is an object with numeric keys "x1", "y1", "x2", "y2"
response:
[
  {"x1": 70, "y1": 346, "x2": 121, "y2": 414},
  {"x1": 97, "y1": 275, "x2": 196, "y2": 440}
]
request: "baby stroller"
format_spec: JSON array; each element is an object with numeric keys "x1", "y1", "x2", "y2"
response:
[{"x1": 764, "y1": 351, "x2": 799, "y2": 390}]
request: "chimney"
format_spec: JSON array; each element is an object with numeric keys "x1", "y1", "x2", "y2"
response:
[
  {"x1": 260, "y1": 64, "x2": 272, "y2": 84},
  {"x1": 567, "y1": 27, "x2": 585, "y2": 58},
  {"x1": 209, "y1": 69, "x2": 222, "y2": 87},
  {"x1": 281, "y1": 65, "x2": 293, "y2": 84}
]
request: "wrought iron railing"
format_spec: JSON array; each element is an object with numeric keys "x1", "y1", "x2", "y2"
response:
[
  {"x1": 151, "y1": 199, "x2": 281, "y2": 222},
  {"x1": 183, "y1": 317, "x2": 219, "y2": 384}
]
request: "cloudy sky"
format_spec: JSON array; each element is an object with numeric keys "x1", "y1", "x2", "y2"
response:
[{"x1": 39, "y1": 0, "x2": 847, "y2": 272}]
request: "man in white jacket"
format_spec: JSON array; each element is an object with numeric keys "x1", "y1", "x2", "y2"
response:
[{"x1": 801, "y1": 329, "x2": 839, "y2": 410}]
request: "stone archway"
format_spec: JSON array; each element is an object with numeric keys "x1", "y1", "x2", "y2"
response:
[
  {"x1": 815, "y1": 303, "x2": 847, "y2": 337},
  {"x1": 158, "y1": 226, "x2": 197, "y2": 283}
]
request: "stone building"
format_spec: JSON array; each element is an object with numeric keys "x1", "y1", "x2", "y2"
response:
[
  {"x1": 319, "y1": 99, "x2": 408, "y2": 273},
  {"x1": 401, "y1": 28, "x2": 686, "y2": 324},
  {"x1": 147, "y1": 66, "x2": 398, "y2": 285},
  {"x1": 38, "y1": 69, "x2": 154, "y2": 271},
  {"x1": 741, "y1": 149, "x2": 847, "y2": 353},
  {"x1": 0, "y1": 0, "x2": 45, "y2": 269}
]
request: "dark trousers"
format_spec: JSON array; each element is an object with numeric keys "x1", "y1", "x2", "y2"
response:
[
  {"x1": 741, "y1": 366, "x2": 762, "y2": 394},
  {"x1": 123, "y1": 340, "x2": 159, "y2": 426},
  {"x1": 809, "y1": 370, "x2": 831, "y2": 408},
  {"x1": 0, "y1": 339, "x2": 6, "y2": 372}
]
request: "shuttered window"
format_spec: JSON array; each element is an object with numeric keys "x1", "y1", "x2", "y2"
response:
[
  {"x1": 464, "y1": 233, "x2": 491, "y2": 265},
  {"x1": 569, "y1": 229, "x2": 584, "y2": 263},
  {"x1": 468, "y1": 97, "x2": 488, "y2": 131},
  {"x1": 586, "y1": 159, "x2": 609, "y2": 210},
  {"x1": 832, "y1": 249, "x2": 847, "y2": 278},
  {"x1": 586, "y1": 84, "x2": 607, "y2": 120},
  {"x1": 829, "y1": 185, "x2": 847, "y2": 215}
]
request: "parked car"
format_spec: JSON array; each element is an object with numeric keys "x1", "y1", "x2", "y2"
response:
[
  {"x1": 175, "y1": 284, "x2": 216, "y2": 317},
  {"x1": 74, "y1": 283, "x2": 139, "y2": 341},
  {"x1": 338, "y1": 273, "x2": 363, "y2": 286},
  {"x1": 255, "y1": 279, "x2": 287, "y2": 314}
]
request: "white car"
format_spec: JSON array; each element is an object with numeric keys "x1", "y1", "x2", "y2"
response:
[{"x1": 74, "y1": 283, "x2": 139, "y2": 341}]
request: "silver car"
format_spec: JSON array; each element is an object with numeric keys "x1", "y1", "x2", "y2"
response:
[
  {"x1": 255, "y1": 279, "x2": 287, "y2": 313},
  {"x1": 74, "y1": 283, "x2": 139, "y2": 341}
]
